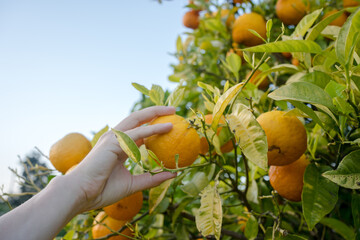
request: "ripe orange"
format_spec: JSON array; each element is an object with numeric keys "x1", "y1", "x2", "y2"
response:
[
  {"x1": 238, "y1": 216, "x2": 247, "y2": 232},
  {"x1": 292, "y1": 58, "x2": 300, "y2": 66},
  {"x1": 49, "y1": 133, "x2": 92, "y2": 174},
  {"x1": 144, "y1": 114, "x2": 201, "y2": 169},
  {"x1": 232, "y1": 12, "x2": 267, "y2": 47},
  {"x1": 276, "y1": 0, "x2": 309, "y2": 25},
  {"x1": 269, "y1": 154, "x2": 309, "y2": 202},
  {"x1": 322, "y1": 9, "x2": 348, "y2": 27},
  {"x1": 257, "y1": 111, "x2": 307, "y2": 166},
  {"x1": 214, "y1": 9, "x2": 235, "y2": 28},
  {"x1": 104, "y1": 191, "x2": 143, "y2": 221},
  {"x1": 199, "y1": 114, "x2": 234, "y2": 155},
  {"x1": 246, "y1": 70, "x2": 270, "y2": 90},
  {"x1": 92, "y1": 211, "x2": 132, "y2": 240},
  {"x1": 282, "y1": 52, "x2": 292, "y2": 59},
  {"x1": 183, "y1": 10, "x2": 200, "y2": 29},
  {"x1": 343, "y1": 0, "x2": 360, "y2": 7}
]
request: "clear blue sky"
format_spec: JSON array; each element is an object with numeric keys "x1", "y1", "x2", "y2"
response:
[{"x1": 0, "y1": 0, "x2": 188, "y2": 191}]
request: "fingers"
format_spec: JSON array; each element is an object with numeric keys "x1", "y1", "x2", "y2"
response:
[
  {"x1": 125, "y1": 122, "x2": 173, "y2": 142},
  {"x1": 131, "y1": 172, "x2": 177, "y2": 192},
  {"x1": 114, "y1": 106, "x2": 176, "y2": 131}
]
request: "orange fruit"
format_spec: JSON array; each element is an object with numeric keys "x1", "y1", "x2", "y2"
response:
[
  {"x1": 343, "y1": 0, "x2": 360, "y2": 7},
  {"x1": 257, "y1": 111, "x2": 307, "y2": 166},
  {"x1": 144, "y1": 114, "x2": 201, "y2": 169},
  {"x1": 246, "y1": 70, "x2": 270, "y2": 90},
  {"x1": 104, "y1": 191, "x2": 143, "y2": 221},
  {"x1": 269, "y1": 154, "x2": 309, "y2": 202},
  {"x1": 199, "y1": 114, "x2": 234, "y2": 155},
  {"x1": 183, "y1": 10, "x2": 200, "y2": 29},
  {"x1": 276, "y1": 0, "x2": 309, "y2": 25},
  {"x1": 292, "y1": 58, "x2": 300, "y2": 66},
  {"x1": 322, "y1": 9, "x2": 348, "y2": 27},
  {"x1": 282, "y1": 52, "x2": 292, "y2": 59},
  {"x1": 232, "y1": 12, "x2": 267, "y2": 47},
  {"x1": 92, "y1": 211, "x2": 132, "y2": 240},
  {"x1": 238, "y1": 216, "x2": 247, "y2": 232},
  {"x1": 49, "y1": 133, "x2": 92, "y2": 174},
  {"x1": 214, "y1": 9, "x2": 235, "y2": 28}
]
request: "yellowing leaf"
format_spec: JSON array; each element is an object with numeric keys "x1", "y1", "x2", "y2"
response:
[
  {"x1": 149, "y1": 179, "x2": 173, "y2": 214},
  {"x1": 195, "y1": 180, "x2": 223, "y2": 240},
  {"x1": 112, "y1": 129, "x2": 141, "y2": 164},
  {"x1": 91, "y1": 125, "x2": 109, "y2": 147},
  {"x1": 227, "y1": 103, "x2": 268, "y2": 170},
  {"x1": 211, "y1": 82, "x2": 244, "y2": 131}
]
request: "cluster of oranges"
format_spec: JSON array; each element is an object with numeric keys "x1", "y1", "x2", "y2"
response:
[
  {"x1": 49, "y1": 133, "x2": 142, "y2": 239},
  {"x1": 257, "y1": 111, "x2": 309, "y2": 202}
]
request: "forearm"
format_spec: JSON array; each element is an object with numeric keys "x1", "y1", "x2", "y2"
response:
[{"x1": 0, "y1": 175, "x2": 83, "y2": 240}]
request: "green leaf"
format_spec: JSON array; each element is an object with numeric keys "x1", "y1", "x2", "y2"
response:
[
  {"x1": 166, "y1": 87, "x2": 185, "y2": 107},
  {"x1": 268, "y1": 82, "x2": 335, "y2": 112},
  {"x1": 91, "y1": 125, "x2": 109, "y2": 147},
  {"x1": 149, "y1": 179, "x2": 173, "y2": 214},
  {"x1": 320, "y1": 218, "x2": 355, "y2": 240},
  {"x1": 266, "y1": 19, "x2": 273, "y2": 40},
  {"x1": 63, "y1": 229, "x2": 75, "y2": 240},
  {"x1": 245, "y1": 215, "x2": 258, "y2": 240},
  {"x1": 243, "y1": 40, "x2": 322, "y2": 53},
  {"x1": 226, "y1": 52, "x2": 242, "y2": 79},
  {"x1": 195, "y1": 178, "x2": 222, "y2": 240},
  {"x1": 292, "y1": 9, "x2": 322, "y2": 38},
  {"x1": 306, "y1": 9, "x2": 347, "y2": 41},
  {"x1": 132, "y1": 82, "x2": 150, "y2": 96},
  {"x1": 324, "y1": 81, "x2": 346, "y2": 98},
  {"x1": 289, "y1": 101, "x2": 327, "y2": 130},
  {"x1": 176, "y1": 35, "x2": 183, "y2": 54},
  {"x1": 322, "y1": 150, "x2": 360, "y2": 189},
  {"x1": 149, "y1": 84, "x2": 165, "y2": 105},
  {"x1": 302, "y1": 164, "x2": 339, "y2": 230},
  {"x1": 181, "y1": 164, "x2": 216, "y2": 197},
  {"x1": 335, "y1": 8, "x2": 360, "y2": 65},
  {"x1": 296, "y1": 71, "x2": 331, "y2": 89},
  {"x1": 227, "y1": 103, "x2": 268, "y2": 170},
  {"x1": 211, "y1": 82, "x2": 243, "y2": 131},
  {"x1": 112, "y1": 129, "x2": 141, "y2": 164}
]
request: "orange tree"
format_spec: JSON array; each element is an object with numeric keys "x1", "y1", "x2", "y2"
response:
[{"x1": 1, "y1": 0, "x2": 360, "y2": 239}]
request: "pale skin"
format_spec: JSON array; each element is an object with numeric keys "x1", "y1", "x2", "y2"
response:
[{"x1": 0, "y1": 106, "x2": 177, "y2": 240}]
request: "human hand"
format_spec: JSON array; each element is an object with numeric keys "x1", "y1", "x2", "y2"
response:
[{"x1": 65, "y1": 106, "x2": 177, "y2": 213}]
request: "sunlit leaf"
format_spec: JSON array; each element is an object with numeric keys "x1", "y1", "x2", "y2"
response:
[
  {"x1": 112, "y1": 129, "x2": 141, "y2": 164},
  {"x1": 335, "y1": 8, "x2": 360, "y2": 65},
  {"x1": 91, "y1": 125, "x2": 109, "y2": 147},
  {"x1": 149, "y1": 179, "x2": 173, "y2": 214},
  {"x1": 195, "y1": 176, "x2": 222, "y2": 240},
  {"x1": 268, "y1": 82, "x2": 336, "y2": 112},
  {"x1": 243, "y1": 40, "x2": 322, "y2": 53},
  {"x1": 166, "y1": 87, "x2": 185, "y2": 107},
  {"x1": 322, "y1": 150, "x2": 360, "y2": 189},
  {"x1": 307, "y1": 9, "x2": 346, "y2": 41},
  {"x1": 211, "y1": 82, "x2": 244, "y2": 131},
  {"x1": 132, "y1": 82, "x2": 150, "y2": 96},
  {"x1": 292, "y1": 9, "x2": 322, "y2": 38},
  {"x1": 302, "y1": 164, "x2": 339, "y2": 230},
  {"x1": 227, "y1": 103, "x2": 268, "y2": 170},
  {"x1": 149, "y1": 84, "x2": 165, "y2": 105}
]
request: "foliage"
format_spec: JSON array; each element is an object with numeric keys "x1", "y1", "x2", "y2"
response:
[{"x1": 2, "y1": 0, "x2": 360, "y2": 239}]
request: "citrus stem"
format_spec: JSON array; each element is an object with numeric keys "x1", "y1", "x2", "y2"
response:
[{"x1": 229, "y1": 52, "x2": 270, "y2": 112}]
